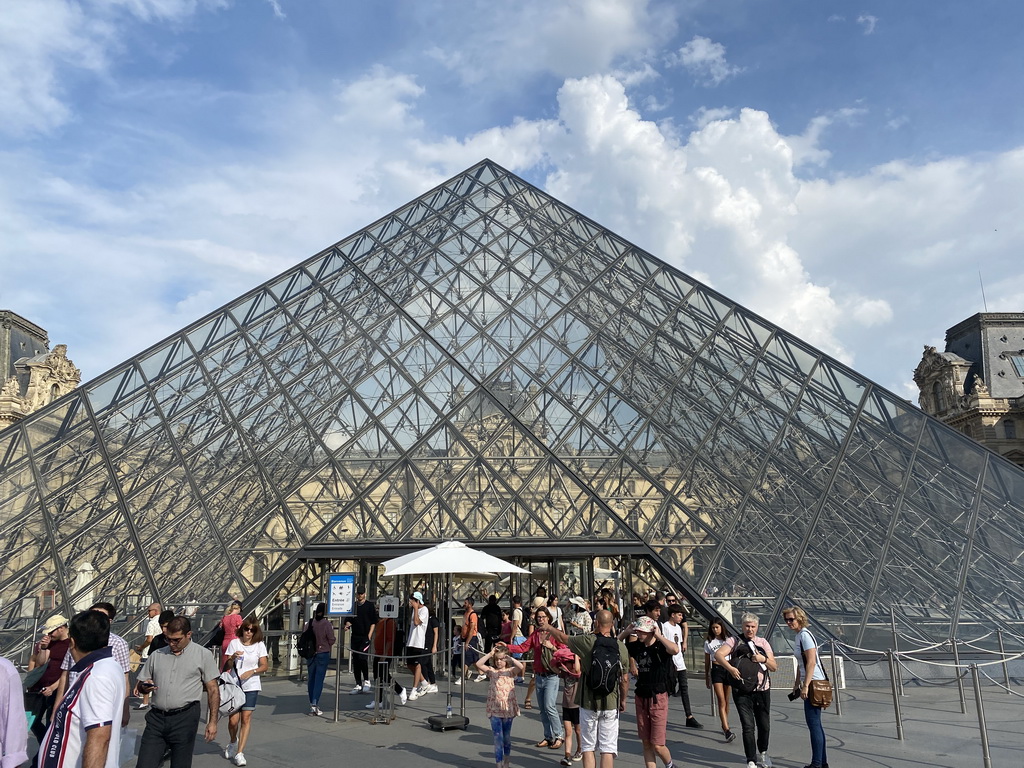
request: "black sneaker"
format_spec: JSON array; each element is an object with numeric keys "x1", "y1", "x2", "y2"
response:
[
  {"x1": 685, "y1": 716, "x2": 704, "y2": 729},
  {"x1": 724, "y1": 729, "x2": 736, "y2": 743}
]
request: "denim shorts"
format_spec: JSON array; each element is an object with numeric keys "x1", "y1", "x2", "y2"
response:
[{"x1": 241, "y1": 690, "x2": 259, "y2": 711}]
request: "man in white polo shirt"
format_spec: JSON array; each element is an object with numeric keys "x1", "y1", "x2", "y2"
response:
[{"x1": 39, "y1": 610, "x2": 123, "y2": 768}]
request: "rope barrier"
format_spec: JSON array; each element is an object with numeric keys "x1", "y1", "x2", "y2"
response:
[
  {"x1": 890, "y1": 649, "x2": 1024, "y2": 669},
  {"x1": 957, "y1": 637, "x2": 1020, "y2": 656},
  {"x1": 978, "y1": 668, "x2": 1024, "y2": 700},
  {"x1": 894, "y1": 656, "x2": 969, "y2": 685}
]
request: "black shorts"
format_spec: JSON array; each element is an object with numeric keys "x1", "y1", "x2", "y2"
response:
[
  {"x1": 406, "y1": 647, "x2": 426, "y2": 668},
  {"x1": 562, "y1": 706, "x2": 580, "y2": 725},
  {"x1": 710, "y1": 666, "x2": 731, "y2": 686}
]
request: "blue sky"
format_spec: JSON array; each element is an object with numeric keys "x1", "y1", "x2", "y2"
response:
[{"x1": 2, "y1": 0, "x2": 1022, "y2": 401}]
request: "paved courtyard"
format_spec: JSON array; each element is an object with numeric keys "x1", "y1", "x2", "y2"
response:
[{"x1": 115, "y1": 666, "x2": 1019, "y2": 768}]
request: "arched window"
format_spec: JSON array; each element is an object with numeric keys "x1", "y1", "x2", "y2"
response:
[{"x1": 1005, "y1": 420, "x2": 1017, "y2": 440}]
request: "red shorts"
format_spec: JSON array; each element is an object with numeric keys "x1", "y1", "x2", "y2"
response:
[{"x1": 635, "y1": 692, "x2": 668, "y2": 745}]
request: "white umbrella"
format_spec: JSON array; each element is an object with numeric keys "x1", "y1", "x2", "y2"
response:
[
  {"x1": 380, "y1": 541, "x2": 530, "y2": 730},
  {"x1": 381, "y1": 540, "x2": 530, "y2": 578}
]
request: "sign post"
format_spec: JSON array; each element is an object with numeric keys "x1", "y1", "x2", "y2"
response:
[{"x1": 326, "y1": 573, "x2": 356, "y2": 723}]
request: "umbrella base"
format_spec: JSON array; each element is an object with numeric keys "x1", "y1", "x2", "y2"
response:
[{"x1": 427, "y1": 714, "x2": 470, "y2": 731}]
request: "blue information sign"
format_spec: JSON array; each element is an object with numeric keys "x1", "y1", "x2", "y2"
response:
[{"x1": 326, "y1": 573, "x2": 356, "y2": 616}]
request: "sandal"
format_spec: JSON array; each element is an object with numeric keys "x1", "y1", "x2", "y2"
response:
[
  {"x1": 549, "y1": 739, "x2": 564, "y2": 750},
  {"x1": 524, "y1": 700, "x2": 533, "y2": 709},
  {"x1": 536, "y1": 739, "x2": 551, "y2": 748}
]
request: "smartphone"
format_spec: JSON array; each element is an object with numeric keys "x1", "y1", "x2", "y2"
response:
[
  {"x1": 138, "y1": 680, "x2": 157, "y2": 693},
  {"x1": 787, "y1": 690, "x2": 800, "y2": 701}
]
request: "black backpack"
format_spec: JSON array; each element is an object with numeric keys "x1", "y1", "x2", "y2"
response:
[
  {"x1": 588, "y1": 635, "x2": 622, "y2": 697},
  {"x1": 297, "y1": 620, "x2": 317, "y2": 660},
  {"x1": 731, "y1": 638, "x2": 765, "y2": 694}
]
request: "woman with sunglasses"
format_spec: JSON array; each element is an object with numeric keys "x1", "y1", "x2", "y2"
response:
[
  {"x1": 783, "y1": 606, "x2": 829, "y2": 768},
  {"x1": 221, "y1": 619, "x2": 269, "y2": 766}
]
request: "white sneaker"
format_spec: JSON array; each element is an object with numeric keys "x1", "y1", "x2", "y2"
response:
[
  {"x1": 747, "y1": 762, "x2": 758, "y2": 768},
  {"x1": 365, "y1": 700, "x2": 378, "y2": 709},
  {"x1": 232, "y1": 753, "x2": 246, "y2": 766},
  {"x1": 759, "y1": 753, "x2": 773, "y2": 768},
  {"x1": 361, "y1": 681, "x2": 371, "y2": 692},
  {"x1": 454, "y1": 677, "x2": 462, "y2": 686},
  {"x1": 474, "y1": 673, "x2": 487, "y2": 682},
  {"x1": 349, "y1": 685, "x2": 362, "y2": 695},
  {"x1": 398, "y1": 688, "x2": 408, "y2": 705},
  {"x1": 417, "y1": 681, "x2": 430, "y2": 693},
  {"x1": 312, "y1": 705, "x2": 323, "y2": 717},
  {"x1": 223, "y1": 743, "x2": 236, "y2": 760},
  {"x1": 426, "y1": 683, "x2": 438, "y2": 693},
  {"x1": 408, "y1": 688, "x2": 420, "y2": 701}
]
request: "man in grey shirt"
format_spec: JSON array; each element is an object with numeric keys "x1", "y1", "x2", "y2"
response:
[{"x1": 136, "y1": 615, "x2": 220, "y2": 768}]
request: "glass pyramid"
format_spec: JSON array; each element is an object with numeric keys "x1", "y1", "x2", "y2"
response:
[{"x1": 2, "y1": 159, "x2": 1023, "y2": 651}]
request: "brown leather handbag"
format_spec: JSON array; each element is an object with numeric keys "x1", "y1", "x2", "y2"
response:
[{"x1": 808, "y1": 677, "x2": 833, "y2": 708}]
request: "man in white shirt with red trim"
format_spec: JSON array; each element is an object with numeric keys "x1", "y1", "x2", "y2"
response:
[{"x1": 39, "y1": 610, "x2": 123, "y2": 768}]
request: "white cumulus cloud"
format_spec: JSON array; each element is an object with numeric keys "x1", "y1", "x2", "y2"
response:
[{"x1": 669, "y1": 36, "x2": 744, "y2": 87}]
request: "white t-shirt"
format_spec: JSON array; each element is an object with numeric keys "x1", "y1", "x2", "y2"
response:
[
  {"x1": 548, "y1": 606, "x2": 563, "y2": 631},
  {"x1": 224, "y1": 639, "x2": 267, "y2": 692},
  {"x1": 407, "y1": 606, "x2": 429, "y2": 648},
  {"x1": 140, "y1": 616, "x2": 161, "y2": 659},
  {"x1": 42, "y1": 655, "x2": 123, "y2": 768},
  {"x1": 662, "y1": 621, "x2": 686, "y2": 671},
  {"x1": 704, "y1": 637, "x2": 728, "y2": 665}
]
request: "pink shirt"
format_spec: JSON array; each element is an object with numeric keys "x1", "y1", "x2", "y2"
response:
[
  {"x1": 485, "y1": 668, "x2": 520, "y2": 718},
  {"x1": 221, "y1": 614, "x2": 243, "y2": 656}
]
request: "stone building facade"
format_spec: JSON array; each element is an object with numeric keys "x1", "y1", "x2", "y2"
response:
[
  {"x1": 0, "y1": 311, "x2": 81, "y2": 429},
  {"x1": 914, "y1": 312, "x2": 1024, "y2": 468}
]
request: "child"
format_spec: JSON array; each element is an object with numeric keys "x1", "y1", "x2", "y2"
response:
[
  {"x1": 552, "y1": 647, "x2": 582, "y2": 766},
  {"x1": 475, "y1": 642, "x2": 525, "y2": 768}
]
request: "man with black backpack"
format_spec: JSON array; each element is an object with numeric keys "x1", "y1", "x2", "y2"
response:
[
  {"x1": 545, "y1": 610, "x2": 629, "y2": 768},
  {"x1": 714, "y1": 613, "x2": 777, "y2": 768}
]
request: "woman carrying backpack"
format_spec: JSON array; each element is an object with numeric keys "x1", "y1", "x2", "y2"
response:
[
  {"x1": 304, "y1": 602, "x2": 336, "y2": 716},
  {"x1": 784, "y1": 606, "x2": 829, "y2": 768}
]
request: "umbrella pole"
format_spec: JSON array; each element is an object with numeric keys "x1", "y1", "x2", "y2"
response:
[{"x1": 445, "y1": 575, "x2": 453, "y2": 718}]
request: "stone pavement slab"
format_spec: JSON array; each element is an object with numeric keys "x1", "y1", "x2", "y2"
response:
[{"x1": 122, "y1": 670, "x2": 1021, "y2": 768}]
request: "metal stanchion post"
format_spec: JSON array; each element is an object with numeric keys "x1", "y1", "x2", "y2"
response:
[
  {"x1": 890, "y1": 607, "x2": 905, "y2": 696},
  {"x1": 830, "y1": 639, "x2": 842, "y2": 716},
  {"x1": 996, "y1": 629, "x2": 1010, "y2": 694},
  {"x1": 970, "y1": 664, "x2": 992, "y2": 768},
  {"x1": 951, "y1": 638, "x2": 967, "y2": 714},
  {"x1": 887, "y1": 650, "x2": 904, "y2": 741},
  {"x1": 333, "y1": 619, "x2": 345, "y2": 723}
]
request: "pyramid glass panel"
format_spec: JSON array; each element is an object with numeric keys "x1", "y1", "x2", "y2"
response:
[{"x1": 2, "y1": 159, "x2": 1023, "y2": 652}]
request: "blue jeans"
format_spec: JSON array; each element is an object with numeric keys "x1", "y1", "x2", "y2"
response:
[
  {"x1": 490, "y1": 716, "x2": 513, "y2": 762},
  {"x1": 804, "y1": 697, "x2": 828, "y2": 767},
  {"x1": 535, "y1": 673, "x2": 563, "y2": 742},
  {"x1": 307, "y1": 651, "x2": 330, "y2": 705}
]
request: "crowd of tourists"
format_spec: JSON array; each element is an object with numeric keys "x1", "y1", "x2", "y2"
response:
[{"x1": 1, "y1": 587, "x2": 831, "y2": 768}]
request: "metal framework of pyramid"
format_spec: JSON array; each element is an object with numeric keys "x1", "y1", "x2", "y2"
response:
[{"x1": 2, "y1": 159, "x2": 1023, "y2": 653}]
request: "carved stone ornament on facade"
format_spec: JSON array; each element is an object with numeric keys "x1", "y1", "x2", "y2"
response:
[{"x1": 1, "y1": 376, "x2": 19, "y2": 398}]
